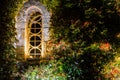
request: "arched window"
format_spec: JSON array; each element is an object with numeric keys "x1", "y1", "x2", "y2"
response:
[
  {"x1": 15, "y1": 0, "x2": 50, "y2": 60},
  {"x1": 27, "y1": 12, "x2": 42, "y2": 58}
]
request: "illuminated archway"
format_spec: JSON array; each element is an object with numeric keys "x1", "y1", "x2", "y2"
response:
[{"x1": 15, "y1": 0, "x2": 50, "y2": 60}]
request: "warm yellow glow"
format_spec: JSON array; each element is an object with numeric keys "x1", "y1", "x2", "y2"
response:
[
  {"x1": 29, "y1": 55, "x2": 33, "y2": 58},
  {"x1": 24, "y1": 54, "x2": 29, "y2": 59},
  {"x1": 116, "y1": 33, "x2": 120, "y2": 38},
  {"x1": 24, "y1": 10, "x2": 43, "y2": 59},
  {"x1": 15, "y1": 0, "x2": 50, "y2": 60},
  {"x1": 24, "y1": 23, "x2": 29, "y2": 59}
]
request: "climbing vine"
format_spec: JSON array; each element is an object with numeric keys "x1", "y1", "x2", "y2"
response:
[
  {"x1": 0, "y1": 0, "x2": 27, "y2": 79},
  {"x1": 40, "y1": 0, "x2": 120, "y2": 79}
]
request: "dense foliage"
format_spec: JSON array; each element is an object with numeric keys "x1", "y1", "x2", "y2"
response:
[
  {"x1": 0, "y1": 0, "x2": 120, "y2": 79},
  {"x1": 41, "y1": 0, "x2": 120, "y2": 79},
  {"x1": 0, "y1": 0, "x2": 26, "y2": 79}
]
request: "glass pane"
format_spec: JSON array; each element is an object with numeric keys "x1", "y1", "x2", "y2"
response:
[
  {"x1": 36, "y1": 24, "x2": 40, "y2": 28},
  {"x1": 28, "y1": 12, "x2": 42, "y2": 57},
  {"x1": 31, "y1": 24, "x2": 41, "y2": 33},
  {"x1": 31, "y1": 23, "x2": 35, "y2": 28},
  {"x1": 36, "y1": 42, "x2": 40, "y2": 46},
  {"x1": 31, "y1": 29, "x2": 35, "y2": 33},
  {"x1": 35, "y1": 17, "x2": 41, "y2": 22},
  {"x1": 30, "y1": 36, "x2": 34, "y2": 41},
  {"x1": 30, "y1": 49, "x2": 35, "y2": 54},
  {"x1": 36, "y1": 49, "x2": 40, "y2": 53},
  {"x1": 30, "y1": 42, "x2": 35, "y2": 46},
  {"x1": 36, "y1": 36, "x2": 40, "y2": 40},
  {"x1": 36, "y1": 29, "x2": 40, "y2": 33}
]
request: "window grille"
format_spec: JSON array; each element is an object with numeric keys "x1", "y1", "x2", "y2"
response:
[{"x1": 28, "y1": 12, "x2": 42, "y2": 58}]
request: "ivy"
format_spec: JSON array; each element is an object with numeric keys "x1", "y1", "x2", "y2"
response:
[
  {"x1": 0, "y1": 0, "x2": 26, "y2": 79},
  {"x1": 43, "y1": 0, "x2": 120, "y2": 79}
]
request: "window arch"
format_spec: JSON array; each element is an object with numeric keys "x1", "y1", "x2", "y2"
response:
[{"x1": 15, "y1": 0, "x2": 50, "y2": 60}]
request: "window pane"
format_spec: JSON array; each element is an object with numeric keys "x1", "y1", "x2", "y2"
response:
[
  {"x1": 36, "y1": 36, "x2": 40, "y2": 40},
  {"x1": 31, "y1": 29, "x2": 35, "y2": 33},
  {"x1": 36, "y1": 29, "x2": 40, "y2": 33},
  {"x1": 30, "y1": 49, "x2": 35, "y2": 54},
  {"x1": 30, "y1": 42, "x2": 35, "y2": 46},
  {"x1": 36, "y1": 49, "x2": 40, "y2": 53},
  {"x1": 31, "y1": 23, "x2": 35, "y2": 28},
  {"x1": 36, "y1": 24, "x2": 40, "y2": 28},
  {"x1": 35, "y1": 16, "x2": 42, "y2": 22},
  {"x1": 36, "y1": 42, "x2": 40, "y2": 46},
  {"x1": 31, "y1": 24, "x2": 41, "y2": 33},
  {"x1": 30, "y1": 36, "x2": 34, "y2": 41},
  {"x1": 28, "y1": 12, "x2": 42, "y2": 57}
]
